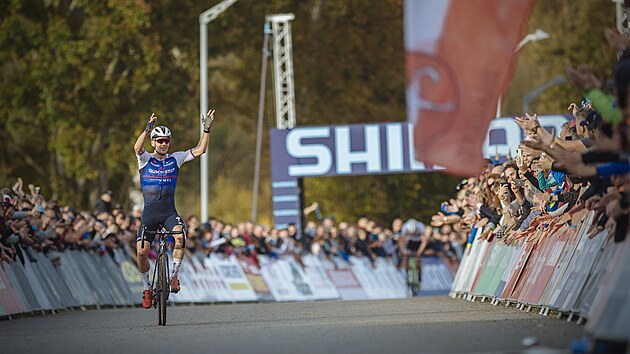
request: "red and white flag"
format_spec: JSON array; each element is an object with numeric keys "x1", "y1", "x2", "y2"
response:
[{"x1": 405, "y1": 0, "x2": 535, "y2": 176}]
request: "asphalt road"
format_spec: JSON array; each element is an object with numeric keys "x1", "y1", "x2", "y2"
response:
[{"x1": 1, "y1": 297, "x2": 583, "y2": 354}]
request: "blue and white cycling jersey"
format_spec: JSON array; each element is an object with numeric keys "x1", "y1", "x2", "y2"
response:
[{"x1": 137, "y1": 150, "x2": 194, "y2": 207}]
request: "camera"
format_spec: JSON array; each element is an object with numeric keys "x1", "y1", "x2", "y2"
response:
[{"x1": 513, "y1": 179, "x2": 526, "y2": 187}]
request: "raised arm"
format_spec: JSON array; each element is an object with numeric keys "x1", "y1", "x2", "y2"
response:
[
  {"x1": 191, "y1": 110, "x2": 215, "y2": 158},
  {"x1": 135, "y1": 113, "x2": 157, "y2": 155}
]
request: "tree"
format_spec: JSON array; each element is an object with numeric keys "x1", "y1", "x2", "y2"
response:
[{"x1": 503, "y1": 0, "x2": 616, "y2": 117}]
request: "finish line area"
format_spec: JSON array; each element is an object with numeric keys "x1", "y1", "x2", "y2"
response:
[{"x1": 1, "y1": 297, "x2": 582, "y2": 354}]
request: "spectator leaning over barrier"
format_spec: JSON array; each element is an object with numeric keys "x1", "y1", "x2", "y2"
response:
[{"x1": 133, "y1": 110, "x2": 215, "y2": 309}]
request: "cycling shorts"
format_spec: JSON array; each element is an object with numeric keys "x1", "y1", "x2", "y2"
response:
[
  {"x1": 405, "y1": 240, "x2": 422, "y2": 253},
  {"x1": 136, "y1": 203, "x2": 186, "y2": 244}
]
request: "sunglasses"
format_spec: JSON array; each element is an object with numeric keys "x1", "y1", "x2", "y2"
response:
[{"x1": 155, "y1": 138, "x2": 170, "y2": 144}]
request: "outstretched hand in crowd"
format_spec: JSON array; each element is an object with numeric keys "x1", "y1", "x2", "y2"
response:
[
  {"x1": 565, "y1": 64, "x2": 602, "y2": 91},
  {"x1": 604, "y1": 28, "x2": 630, "y2": 51}
]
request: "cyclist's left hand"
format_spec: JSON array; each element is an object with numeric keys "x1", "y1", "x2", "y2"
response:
[{"x1": 201, "y1": 109, "x2": 215, "y2": 132}]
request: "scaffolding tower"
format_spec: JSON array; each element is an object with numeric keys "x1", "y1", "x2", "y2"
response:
[
  {"x1": 615, "y1": 0, "x2": 630, "y2": 34},
  {"x1": 266, "y1": 13, "x2": 297, "y2": 129}
]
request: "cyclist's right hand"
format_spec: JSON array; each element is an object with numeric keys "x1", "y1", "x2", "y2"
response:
[{"x1": 146, "y1": 113, "x2": 157, "y2": 132}]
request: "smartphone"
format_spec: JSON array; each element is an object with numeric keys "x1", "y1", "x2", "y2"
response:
[{"x1": 513, "y1": 179, "x2": 526, "y2": 187}]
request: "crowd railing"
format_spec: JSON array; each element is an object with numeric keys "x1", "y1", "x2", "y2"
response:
[
  {"x1": 0, "y1": 249, "x2": 456, "y2": 318},
  {"x1": 450, "y1": 210, "x2": 630, "y2": 344}
]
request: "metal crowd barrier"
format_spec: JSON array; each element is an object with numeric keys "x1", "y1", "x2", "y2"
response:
[
  {"x1": 0, "y1": 247, "x2": 458, "y2": 320},
  {"x1": 450, "y1": 210, "x2": 630, "y2": 344}
]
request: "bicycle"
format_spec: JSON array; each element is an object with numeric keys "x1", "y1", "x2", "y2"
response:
[
  {"x1": 140, "y1": 226, "x2": 184, "y2": 326},
  {"x1": 406, "y1": 255, "x2": 422, "y2": 297}
]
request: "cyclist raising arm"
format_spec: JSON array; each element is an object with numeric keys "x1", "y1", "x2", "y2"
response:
[{"x1": 134, "y1": 110, "x2": 215, "y2": 309}]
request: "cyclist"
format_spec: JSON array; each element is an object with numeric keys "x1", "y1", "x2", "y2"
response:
[
  {"x1": 134, "y1": 110, "x2": 215, "y2": 309},
  {"x1": 400, "y1": 218, "x2": 428, "y2": 287}
]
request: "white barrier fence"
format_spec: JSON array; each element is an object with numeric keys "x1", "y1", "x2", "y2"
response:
[
  {"x1": 450, "y1": 210, "x2": 630, "y2": 345},
  {"x1": 0, "y1": 250, "x2": 455, "y2": 317}
]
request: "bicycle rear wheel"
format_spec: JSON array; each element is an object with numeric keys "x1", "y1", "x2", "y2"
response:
[
  {"x1": 157, "y1": 253, "x2": 168, "y2": 326},
  {"x1": 408, "y1": 257, "x2": 419, "y2": 296}
]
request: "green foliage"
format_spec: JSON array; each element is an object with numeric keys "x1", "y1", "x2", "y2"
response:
[
  {"x1": 305, "y1": 172, "x2": 459, "y2": 226},
  {"x1": 503, "y1": 0, "x2": 617, "y2": 116},
  {"x1": 2, "y1": 0, "x2": 617, "y2": 225}
]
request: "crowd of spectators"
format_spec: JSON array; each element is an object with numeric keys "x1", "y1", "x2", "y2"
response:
[
  {"x1": 427, "y1": 28, "x2": 630, "y2": 253},
  {"x1": 187, "y1": 210, "x2": 465, "y2": 268},
  {"x1": 0, "y1": 180, "x2": 143, "y2": 266},
  {"x1": 7, "y1": 28, "x2": 629, "y2": 276},
  {"x1": 0, "y1": 177, "x2": 464, "y2": 270}
]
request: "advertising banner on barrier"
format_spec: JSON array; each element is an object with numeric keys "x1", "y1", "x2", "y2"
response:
[
  {"x1": 0, "y1": 264, "x2": 26, "y2": 315},
  {"x1": 350, "y1": 256, "x2": 386, "y2": 299},
  {"x1": 373, "y1": 258, "x2": 406, "y2": 299},
  {"x1": 469, "y1": 239, "x2": 496, "y2": 294},
  {"x1": 174, "y1": 256, "x2": 219, "y2": 303},
  {"x1": 515, "y1": 223, "x2": 566, "y2": 305},
  {"x1": 119, "y1": 250, "x2": 144, "y2": 305},
  {"x1": 448, "y1": 207, "x2": 630, "y2": 342},
  {"x1": 472, "y1": 240, "x2": 502, "y2": 296},
  {"x1": 500, "y1": 239, "x2": 535, "y2": 301},
  {"x1": 259, "y1": 256, "x2": 301, "y2": 302},
  {"x1": 494, "y1": 244, "x2": 520, "y2": 298},
  {"x1": 322, "y1": 258, "x2": 368, "y2": 300},
  {"x1": 237, "y1": 256, "x2": 274, "y2": 302},
  {"x1": 170, "y1": 261, "x2": 201, "y2": 303},
  {"x1": 544, "y1": 212, "x2": 593, "y2": 307},
  {"x1": 302, "y1": 255, "x2": 341, "y2": 300},
  {"x1": 525, "y1": 225, "x2": 572, "y2": 305},
  {"x1": 278, "y1": 258, "x2": 316, "y2": 301},
  {"x1": 556, "y1": 229, "x2": 608, "y2": 312},
  {"x1": 419, "y1": 257, "x2": 455, "y2": 296},
  {"x1": 463, "y1": 238, "x2": 491, "y2": 293},
  {"x1": 201, "y1": 257, "x2": 233, "y2": 302},
  {"x1": 452, "y1": 232, "x2": 479, "y2": 294},
  {"x1": 577, "y1": 236, "x2": 616, "y2": 316},
  {"x1": 585, "y1": 237, "x2": 630, "y2": 341},
  {"x1": 475, "y1": 242, "x2": 511, "y2": 297},
  {"x1": 211, "y1": 254, "x2": 258, "y2": 302}
]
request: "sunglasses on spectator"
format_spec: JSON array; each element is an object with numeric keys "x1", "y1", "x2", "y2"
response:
[{"x1": 155, "y1": 138, "x2": 170, "y2": 144}]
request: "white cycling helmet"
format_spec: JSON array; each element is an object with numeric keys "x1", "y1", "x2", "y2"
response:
[
  {"x1": 150, "y1": 126, "x2": 171, "y2": 140},
  {"x1": 402, "y1": 218, "x2": 425, "y2": 235}
]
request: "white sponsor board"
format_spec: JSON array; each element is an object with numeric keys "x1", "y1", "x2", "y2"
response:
[
  {"x1": 209, "y1": 254, "x2": 257, "y2": 302},
  {"x1": 258, "y1": 256, "x2": 302, "y2": 302},
  {"x1": 322, "y1": 258, "x2": 368, "y2": 300},
  {"x1": 302, "y1": 255, "x2": 341, "y2": 300}
]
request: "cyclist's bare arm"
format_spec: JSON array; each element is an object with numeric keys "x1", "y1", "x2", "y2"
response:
[
  {"x1": 190, "y1": 110, "x2": 215, "y2": 157},
  {"x1": 135, "y1": 113, "x2": 157, "y2": 155},
  {"x1": 398, "y1": 234, "x2": 407, "y2": 251},
  {"x1": 416, "y1": 236, "x2": 429, "y2": 257}
]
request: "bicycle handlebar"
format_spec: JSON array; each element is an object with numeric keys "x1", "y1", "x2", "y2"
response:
[
  {"x1": 140, "y1": 227, "x2": 185, "y2": 249},
  {"x1": 142, "y1": 229, "x2": 185, "y2": 235}
]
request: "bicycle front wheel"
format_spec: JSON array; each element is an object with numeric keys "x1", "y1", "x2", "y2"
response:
[{"x1": 157, "y1": 253, "x2": 168, "y2": 326}]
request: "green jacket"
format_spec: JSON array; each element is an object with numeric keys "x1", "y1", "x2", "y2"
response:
[{"x1": 584, "y1": 88, "x2": 622, "y2": 125}]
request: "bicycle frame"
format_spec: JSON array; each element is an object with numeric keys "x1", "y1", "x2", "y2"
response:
[
  {"x1": 139, "y1": 227, "x2": 185, "y2": 286},
  {"x1": 139, "y1": 226, "x2": 185, "y2": 326},
  {"x1": 406, "y1": 255, "x2": 422, "y2": 296}
]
